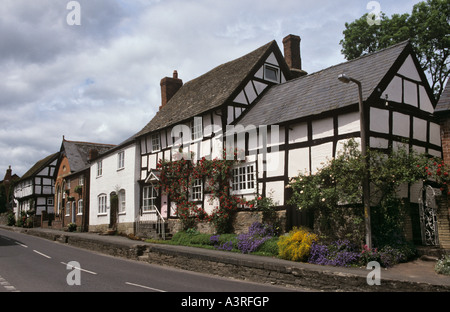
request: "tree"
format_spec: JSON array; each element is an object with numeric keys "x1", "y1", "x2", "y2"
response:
[{"x1": 340, "y1": 0, "x2": 449, "y2": 101}]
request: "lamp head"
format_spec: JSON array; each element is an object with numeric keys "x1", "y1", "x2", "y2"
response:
[{"x1": 338, "y1": 73, "x2": 350, "y2": 83}]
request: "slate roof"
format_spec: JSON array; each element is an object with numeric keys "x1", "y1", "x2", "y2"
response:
[
  {"x1": 19, "y1": 152, "x2": 59, "y2": 181},
  {"x1": 435, "y1": 82, "x2": 450, "y2": 113},
  {"x1": 238, "y1": 40, "x2": 411, "y2": 127},
  {"x1": 61, "y1": 139, "x2": 116, "y2": 173},
  {"x1": 136, "y1": 40, "x2": 283, "y2": 137}
]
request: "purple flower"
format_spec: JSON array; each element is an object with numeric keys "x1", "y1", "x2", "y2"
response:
[{"x1": 237, "y1": 222, "x2": 273, "y2": 254}]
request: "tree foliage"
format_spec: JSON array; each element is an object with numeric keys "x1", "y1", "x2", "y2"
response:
[
  {"x1": 340, "y1": 0, "x2": 450, "y2": 101},
  {"x1": 287, "y1": 139, "x2": 442, "y2": 245}
]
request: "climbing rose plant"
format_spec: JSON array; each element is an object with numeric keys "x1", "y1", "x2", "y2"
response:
[{"x1": 157, "y1": 149, "x2": 249, "y2": 233}]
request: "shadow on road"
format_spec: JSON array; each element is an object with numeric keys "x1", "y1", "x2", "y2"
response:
[{"x1": 0, "y1": 235, "x2": 25, "y2": 247}]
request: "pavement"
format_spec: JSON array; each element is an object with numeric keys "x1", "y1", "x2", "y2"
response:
[{"x1": 1, "y1": 225, "x2": 450, "y2": 292}]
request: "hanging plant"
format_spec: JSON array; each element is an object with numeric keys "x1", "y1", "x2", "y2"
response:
[{"x1": 74, "y1": 185, "x2": 83, "y2": 195}]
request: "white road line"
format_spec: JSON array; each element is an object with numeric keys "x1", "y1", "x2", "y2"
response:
[
  {"x1": 33, "y1": 250, "x2": 52, "y2": 259},
  {"x1": 60, "y1": 262, "x2": 97, "y2": 275},
  {"x1": 0, "y1": 276, "x2": 20, "y2": 292},
  {"x1": 125, "y1": 282, "x2": 166, "y2": 292},
  {"x1": 15, "y1": 242, "x2": 28, "y2": 248}
]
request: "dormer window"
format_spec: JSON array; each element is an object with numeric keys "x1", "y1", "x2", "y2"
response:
[{"x1": 264, "y1": 65, "x2": 279, "y2": 82}]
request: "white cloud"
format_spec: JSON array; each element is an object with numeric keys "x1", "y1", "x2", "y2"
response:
[{"x1": 0, "y1": 0, "x2": 423, "y2": 176}]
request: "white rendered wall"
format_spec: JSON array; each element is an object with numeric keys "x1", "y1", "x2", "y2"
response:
[{"x1": 89, "y1": 144, "x2": 139, "y2": 227}]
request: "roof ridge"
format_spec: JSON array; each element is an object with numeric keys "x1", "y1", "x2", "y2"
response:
[
  {"x1": 286, "y1": 40, "x2": 411, "y2": 83},
  {"x1": 136, "y1": 39, "x2": 278, "y2": 137},
  {"x1": 64, "y1": 138, "x2": 116, "y2": 147}
]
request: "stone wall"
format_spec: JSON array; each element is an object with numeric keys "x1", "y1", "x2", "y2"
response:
[
  {"x1": 0, "y1": 213, "x2": 8, "y2": 226},
  {"x1": 437, "y1": 196, "x2": 450, "y2": 250},
  {"x1": 166, "y1": 209, "x2": 286, "y2": 236}
]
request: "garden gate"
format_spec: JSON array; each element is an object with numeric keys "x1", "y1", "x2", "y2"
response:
[{"x1": 418, "y1": 185, "x2": 439, "y2": 246}]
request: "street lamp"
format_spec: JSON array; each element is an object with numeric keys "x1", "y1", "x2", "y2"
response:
[{"x1": 338, "y1": 73, "x2": 372, "y2": 249}]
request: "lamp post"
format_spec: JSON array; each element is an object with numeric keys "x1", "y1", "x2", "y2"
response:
[{"x1": 338, "y1": 74, "x2": 372, "y2": 249}]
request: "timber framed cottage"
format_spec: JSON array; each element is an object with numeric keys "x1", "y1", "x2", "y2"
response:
[
  {"x1": 237, "y1": 40, "x2": 448, "y2": 248},
  {"x1": 13, "y1": 152, "x2": 59, "y2": 224},
  {"x1": 133, "y1": 35, "x2": 303, "y2": 235}
]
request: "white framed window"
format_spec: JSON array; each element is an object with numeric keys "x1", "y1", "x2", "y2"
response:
[
  {"x1": 232, "y1": 163, "x2": 256, "y2": 194},
  {"x1": 118, "y1": 189, "x2": 126, "y2": 213},
  {"x1": 97, "y1": 161, "x2": 103, "y2": 177},
  {"x1": 118, "y1": 151, "x2": 125, "y2": 170},
  {"x1": 78, "y1": 199, "x2": 83, "y2": 215},
  {"x1": 151, "y1": 133, "x2": 160, "y2": 152},
  {"x1": 98, "y1": 194, "x2": 107, "y2": 214},
  {"x1": 142, "y1": 185, "x2": 157, "y2": 212},
  {"x1": 79, "y1": 175, "x2": 84, "y2": 186},
  {"x1": 65, "y1": 202, "x2": 70, "y2": 216},
  {"x1": 264, "y1": 65, "x2": 279, "y2": 82},
  {"x1": 47, "y1": 197, "x2": 53, "y2": 206},
  {"x1": 189, "y1": 178, "x2": 203, "y2": 201},
  {"x1": 191, "y1": 117, "x2": 202, "y2": 141}
]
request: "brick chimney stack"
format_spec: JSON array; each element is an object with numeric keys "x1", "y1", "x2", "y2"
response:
[
  {"x1": 283, "y1": 34, "x2": 307, "y2": 78},
  {"x1": 160, "y1": 70, "x2": 183, "y2": 110},
  {"x1": 3, "y1": 166, "x2": 12, "y2": 183}
]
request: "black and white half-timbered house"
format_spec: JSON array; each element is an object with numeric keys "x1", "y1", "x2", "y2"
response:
[
  {"x1": 134, "y1": 35, "x2": 302, "y2": 233},
  {"x1": 237, "y1": 40, "x2": 448, "y2": 245},
  {"x1": 13, "y1": 152, "x2": 59, "y2": 223}
]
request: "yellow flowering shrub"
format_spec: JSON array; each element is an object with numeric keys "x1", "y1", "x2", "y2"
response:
[{"x1": 277, "y1": 227, "x2": 318, "y2": 262}]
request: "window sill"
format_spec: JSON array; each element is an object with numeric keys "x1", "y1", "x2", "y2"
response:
[{"x1": 231, "y1": 190, "x2": 256, "y2": 196}]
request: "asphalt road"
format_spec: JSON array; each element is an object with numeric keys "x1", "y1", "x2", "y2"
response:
[{"x1": 0, "y1": 228, "x2": 295, "y2": 293}]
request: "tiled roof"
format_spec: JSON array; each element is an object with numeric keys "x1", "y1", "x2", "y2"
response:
[
  {"x1": 136, "y1": 40, "x2": 280, "y2": 136},
  {"x1": 62, "y1": 139, "x2": 116, "y2": 173},
  {"x1": 435, "y1": 82, "x2": 450, "y2": 113},
  {"x1": 239, "y1": 41, "x2": 411, "y2": 126},
  {"x1": 19, "y1": 152, "x2": 59, "y2": 181}
]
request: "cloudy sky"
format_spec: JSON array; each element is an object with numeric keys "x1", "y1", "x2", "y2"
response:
[{"x1": 1, "y1": 0, "x2": 423, "y2": 176}]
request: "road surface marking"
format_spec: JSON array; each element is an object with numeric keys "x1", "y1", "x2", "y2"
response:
[
  {"x1": 125, "y1": 282, "x2": 166, "y2": 292},
  {"x1": 33, "y1": 250, "x2": 52, "y2": 259},
  {"x1": 61, "y1": 262, "x2": 97, "y2": 275},
  {"x1": 15, "y1": 242, "x2": 28, "y2": 248},
  {"x1": 0, "y1": 276, "x2": 20, "y2": 292}
]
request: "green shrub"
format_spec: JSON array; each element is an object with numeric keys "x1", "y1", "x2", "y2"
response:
[
  {"x1": 67, "y1": 223, "x2": 77, "y2": 232},
  {"x1": 435, "y1": 254, "x2": 450, "y2": 276},
  {"x1": 256, "y1": 237, "x2": 279, "y2": 256},
  {"x1": 171, "y1": 231, "x2": 213, "y2": 247},
  {"x1": 277, "y1": 227, "x2": 318, "y2": 262},
  {"x1": 7, "y1": 213, "x2": 15, "y2": 226}
]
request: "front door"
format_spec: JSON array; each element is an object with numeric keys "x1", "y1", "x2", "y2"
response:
[
  {"x1": 110, "y1": 192, "x2": 118, "y2": 229},
  {"x1": 71, "y1": 201, "x2": 76, "y2": 223}
]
